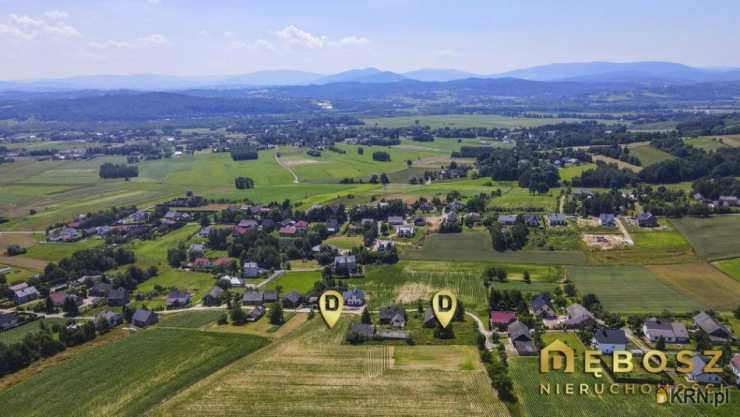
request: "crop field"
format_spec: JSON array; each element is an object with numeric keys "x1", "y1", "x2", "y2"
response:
[
  {"x1": 567, "y1": 265, "x2": 703, "y2": 313},
  {"x1": 671, "y1": 215, "x2": 740, "y2": 260},
  {"x1": 157, "y1": 310, "x2": 224, "y2": 329},
  {"x1": 590, "y1": 154, "x2": 642, "y2": 172},
  {"x1": 713, "y1": 257, "x2": 740, "y2": 282},
  {"x1": 648, "y1": 263, "x2": 740, "y2": 311},
  {"x1": 264, "y1": 270, "x2": 321, "y2": 293},
  {"x1": 626, "y1": 144, "x2": 675, "y2": 166},
  {"x1": 684, "y1": 135, "x2": 740, "y2": 151},
  {"x1": 0, "y1": 328, "x2": 269, "y2": 417},
  {"x1": 147, "y1": 317, "x2": 510, "y2": 417},
  {"x1": 362, "y1": 114, "x2": 601, "y2": 129},
  {"x1": 404, "y1": 231, "x2": 588, "y2": 265}
]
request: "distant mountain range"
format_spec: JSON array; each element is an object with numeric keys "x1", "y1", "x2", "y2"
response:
[{"x1": 2, "y1": 62, "x2": 740, "y2": 91}]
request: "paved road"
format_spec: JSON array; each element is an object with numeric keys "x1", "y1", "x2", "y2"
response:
[{"x1": 274, "y1": 154, "x2": 299, "y2": 183}]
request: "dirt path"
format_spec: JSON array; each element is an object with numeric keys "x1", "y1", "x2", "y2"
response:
[
  {"x1": 616, "y1": 216, "x2": 634, "y2": 245},
  {"x1": 274, "y1": 154, "x2": 299, "y2": 183},
  {"x1": 559, "y1": 195, "x2": 565, "y2": 214}
]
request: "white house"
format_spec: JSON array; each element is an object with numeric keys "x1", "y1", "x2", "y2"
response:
[
  {"x1": 591, "y1": 329, "x2": 627, "y2": 354},
  {"x1": 243, "y1": 262, "x2": 261, "y2": 278}
]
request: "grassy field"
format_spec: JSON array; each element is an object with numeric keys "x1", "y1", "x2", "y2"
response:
[
  {"x1": 713, "y1": 257, "x2": 740, "y2": 282},
  {"x1": 362, "y1": 114, "x2": 607, "y2": 129},
  {"x1": 684, "y1": 135, "x2": 740, "y2": 151},
  {"x1": 671, "y1": 215, "x2": 740, "y2": 260},
  {"x1": 627, "y1": 144, "x2": 675, "y2": 166},
  {"x1": 24, "y1": 238, "x2": 103, "y2": 262},
  {"x1": 0, "y1": 328, "x2": 269, "y2": 417},
  {"x1": 404, "y1": 231, "x2": 588, "y2": 265},
  {"x1": 264, "y1": 270, "x2": 321, "y2": 293},
  {"x1": 647, "y1": 263, "x2": 740, "y2": 311},
  {"x1": 559, "y1": 164, "x2": 596, "y2": 181},
  {"x1": 567, "y1": 265, "x2": 703, "y2": 313},
  {"x1": 157, "y1": 310, "x2": 224, "y2": 329},
  {"x1": 146, "y1": 316, "x2": 510, "y2": 417},
  {"x1": 0, "y1": 318, "x2": 67, "y2": 345}
]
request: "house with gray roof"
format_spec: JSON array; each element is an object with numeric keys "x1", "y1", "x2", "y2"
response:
[
  {"x1": 508, "y1": 320, "x2": 536, "y2": 356},
  {"x1": 282, "y1": 291, "x2": 303, "y2": 308},
  {"x1": 687, "y1": 354, "x2": 723, "y2": 384},
  {"x1": 498, "y1": 215, "x2": 518, "y2": 226},
  {"x1": 591, "y1": 329, "x2": 627, "y2": 354},
  {"x1": 96, "y1": 310, "x2": 122, "y2": 328},
  {"x1": 242, "y1": 291, "x2": 264, "y2": 306},
  {"x1": 379, "y1": 305, "x2": 406, "y2": 328},
  {"x1": 343, "y1": 288, "x2": 366, "y2": 307},
  {"x1": 598, "y1": 213, "x2": 616, "y2": 227},
  {"x1": 203, "y1": 286, "x2": 225, "y2": 306},
  {"x1": 546, "y1": 213, "x2": 567, "y2": 226},
  {"x1": 107, "y1": 287, "x2": 130, "y2": 306},
  {"x1": 423, "y1": 308, "x2": 437, "y2": 328},
  {"x1": 12, "y1": 285, "x2": 39, "y2": 305},
  {"x1": 0, "y1": 313, "x2": 21, "y2": 330},
  {"x1": 263, "y1": 290, "x2": 279, "y2": 303},
  {"x1": 565, "y1": 303, "x2": 596, "y2": 328},
  {"x1": 243, "y1": 262, "x2": 261, "y2": 278},
  {"x1": 334, "y1": 255, "x2": 358, "y2": 275},
  {"x1": 693, "y1": 311, "x2": 733, "y2": 343},
  {"x1": 350, "y1": 323, "x2": 375, "y2": 340},
  {"x1": 637, "y1": 212, "x2": 658, "y2": 227},
  {"x1": 246, "y1": 306, "x2": 265, "y2": 322},
  {"x1": 132, "y1": 309, "x2": 158, "y2": 327},
  {"x1": 166, "y1": 290, "x2": 191, "y2": 309},
  {"x1": 642, "y1": 318, "x2": 689, "y2": 344},
  {"x1": 531, "y1": 293, "x2": 555, "y2": 319}
]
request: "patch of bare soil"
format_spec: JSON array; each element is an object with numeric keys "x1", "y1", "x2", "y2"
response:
[
  {"x1": 582, "y1": 233, "x2": 627, "y2": 250},
  {"x1": 395, "y1": 282, "x2": 436, "y2": 304}
]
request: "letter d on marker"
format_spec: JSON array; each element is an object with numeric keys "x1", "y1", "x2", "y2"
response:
[
  {"x1": 319, "y1": 290, "x2": 343, "y2": 329},
  {"x1": 432, "y1": 289, "x2": 456, "y2": 328}
]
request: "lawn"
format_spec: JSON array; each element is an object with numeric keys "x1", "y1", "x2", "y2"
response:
[
  {"x1": 146, "y1": 316, "x2": 510, "y2": 417},
  {"x1": 24, "y1": 238, "x2": 103, "y2": 262},
  {"x1": 671, "y1": 215, "x2": 740, "y2": 260},
  {"x1": 647, "y1": 263, "x2": 740, "y2": 311},
  {"x1": 157, "y1": 310, "x2": 224, "y2": 329},
  {"x1": 135, "y1": 268, "x2": 216, "y2": 307},
  {"x1": 559, "y1": 163, "x2": 596, "y2": 181},
  {"x1": 713, "y1": 257, "x2": 740, "y2": 282},
  {"x1": 264, "y1": 270, "x2": 321, "y2": 293},
  {"x1": 0, "y1": 328, "x2": 270, "y2": 417},
  {"x1": 324, "y1": 235, "x2": 364, "y2": 250},
  {"x1": 404, "y1": 231, "x2": 587, "y2": 265},
  {"x1": 627, "y1": 144, "x2": 675, "y2": 166},
  {"x1": 0, "y1": 318, "x2": 67, "y2": 345},
  {"x1": 567, "y1": 265, "x2": 703, "y2": 314}
]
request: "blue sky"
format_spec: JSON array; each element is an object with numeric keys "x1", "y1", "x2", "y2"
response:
[{"x1": 0, "y1": 0, "x2": 738, "y2": 79}]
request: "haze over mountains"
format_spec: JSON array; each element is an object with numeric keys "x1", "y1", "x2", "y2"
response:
[{"x1": 2, "y1": 62, "x2": 740, "y2": 92}]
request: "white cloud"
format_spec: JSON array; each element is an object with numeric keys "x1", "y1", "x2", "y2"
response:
[
  {"x1": 276, "y1": 25, "x2": 326, "y2": 49},
  {"x1": 89, "y1": 33, "x2": 169, "y2": 50},
  {"x1": 0, "y1": 12, "x2": 80, "y2": 40}
]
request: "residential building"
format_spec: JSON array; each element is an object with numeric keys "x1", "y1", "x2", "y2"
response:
[
  {"x1": 693, "y1": 311, "x2": 734, "y2": 343},
  {"x1": 246, "y1": 306, "x2": 265, "y2": 322},
  {"x1": 498, "y1": 215, "x2": 518, "y2": 226},
  {"x1": 343, "y1": 288, "x2": 366, "y2": 307},
  {"x1": 642, "y1": 318, "x2": 689, "y2": 344},
  {"x1": 546, "y1": 213, "x2": 567, "y2": 226},
  {"x1": 387, "y1": 216, "x2": 404, "y2": 226},
  {"x1": 524, "y1": 215, "x2": 540, "y2": 227},
  {"x1": 379, "y1": 305, "x2": 406, "y2": 328},
  {"x1": 637, "y1": 212, "x2": 658, "y2": 228},
  {"x1": 203, "y1": 286, "x2": 225, "y2": 305},
  {"x1": 96, "y1": 310, "x2": 122, "y2": 327},
  {"x1": 599, "y1": 213, "x2": 616, "y2": 227},
  {"x1": 282, "y1": 291, "x2": 303, "y2": 308},
  {"x1": 166, "y1": 290, "x2": 191, "y2": 309},
  {"x1": 397, "y1": 224, "x2": 415, "y2": 237},
  {"x1": 11, "y1": 284, "x2": 39, "y2": 305},
  {"x1": 730, "y1": 354, "x2": 740, "y2": 385},
  {"x1": 0, "y1": 313, "x2": 21, "y2": 330},
  {"x1": 243, "y1": 262, "x2": 261, "y2": 278},
  {"x1": 508, "y1": 320, "x2": 536, "y2": 356},
  {"x1": 263, "y1": 290, "x2": 279, "y2": 303},
  {"x1": 132, "y1": 309, "x2": 158, "y2": 327},
  {"x1": 687, "y1": 354, "x2": 723, "y2": 384},
  {"x1": 334, "y1": 255, "x2": 358, "y2": 275},
  {"x1": 350, "y1": 323, "x2": 375, "y2": 340},
  {"x1": 107, "y1": 287, "x2": 130, "y2": 307},
  {"x1": 89, "y1": 282, "x2": 112, "y2": 298},
  {"x1": 592, "y1": 329, "x2": 627, "y2": 354},
  {"x1": 423, "y1": 308, "x2": 437, "y2": 328},
  {"x1": 243, "y1": 291, "x2": 264, "y2": 306},
  {"x1": 565, "y1": 303, "x2": 596, "y2": 328},
  {"x1": 490, "y1": 311, "x2": 516, "y2": 330},
  {"x1": 531, "y1": 293, "x2": 556, "y2": 319}
]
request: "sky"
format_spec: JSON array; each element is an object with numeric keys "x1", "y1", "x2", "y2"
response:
[{"x1": 0, "y1": 0, "x2": 739, "y2": 79}]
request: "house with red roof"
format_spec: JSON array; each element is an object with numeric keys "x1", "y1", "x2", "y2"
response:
[{"x1": 489, "y1": 311, "x2": 517, "y2": 330}]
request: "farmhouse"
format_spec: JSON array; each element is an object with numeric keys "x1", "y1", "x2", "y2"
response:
[
  {"x1": 508, "y1": 320, "x2": 536, "y2": 356},
  {"x1": 546, "y1": 213, "x2": 567, "y2": 226},
  {"x1": 343, "y1": 288, "x2": 366, "y2": 307},
  {"x1": 591, "y1": 329, "x2": 627, "y2": 354},
  {"x1": 243, "y1": 291, "x2": 264, "y2": 306},
  {"x1": 387, "y1": 216, "x2": 404, "y2": 226},
  {"x1": 379, "y1": 305, "x2": 406, "y2": 328},
  {"x1": 166, "y1": 290, "x2": 191, "y2": 309},
  {"x1": 132, "y1": 309, "x2": 158, "y2": 327},
  {"x1": 565, "y1": 303, "x2": 596, "y2": 328},
  {"x1": 531, "y1": 293, "x2": 556, "y2": 319},
  {"x1": 524, "y1": 215, "x2": 540, "y2": 227},
  {"x1": 642, "y1": 318, "x2": 689, "y2": 344},
  {"x1": 96, "y1": 310, "x2": 122, "y2": 327},
  {"x1": 203, "y1": 286, "x2": 225, "y2": 305},
  {"x1": 396, "y1": 224, "x2": 415, "y2": 237},
  {"x1": 282, "y1": 291, "x2": 303, "y2": 308},
  {"x1": 687, "y1": 354, "x2": 723, "y2": 384},
  {"x1": 489, "y1": 311, "x2": 516, "y2": 330},
  {"x1": 107, "y1": 287, "x2": 130, "y2": 307},
  {"x1": 11, "y1": 283, "x2": 39, "y2": 305},
  {"x1": 598, "y1": 213, "x2": 616, "y2": 227},
  {"x1": 350, "y1": 323, "x2": 375, "y2": 340},
  {"x1": 636, "y1": 212, "x2": 658, "y2": 228},
  {"x1": 0, "y1": 313, "x2": 21, "y2": 330},
  {"x1": 246, "y1": 306, "x2": 265, "y2": 322},
  {"x1": 693, "y1": 311, "x2": 734, "y2": 343},
  {"x1": 334, "y1": 255, "x2": 358, "y2": 275}
]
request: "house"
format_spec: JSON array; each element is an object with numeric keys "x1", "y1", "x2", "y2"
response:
[
  {"x1": 243, "y1": 262, "x2": 261, "y2": 278},
  {"x1": 592, "y1": 329, "x2": 627, "y2": 354},
  {"x1": 96, "y1": 310, "x2": 122, "y2": 327},
  {"x1": 414, "y1": 217, "x2": 426, "y2": 226},
  {"x1": 531, "y1": 294, "x2": 556, "y2": 319},
  {"x1": 423, "y1": 308, "x2": 437, "y2": 327},
  {"x1": 49, "y1": 291, "x2": 81, "y2": 308},
  {"x1": 343, "y1": 288, "x2": 366, "y2": 307},
  {"x1": 282, "y1": 291, "x2": 303, "y2": 308},
  {"x1": 334, "y1": 255, "x2": 358, "y2": 275},
  {"x1": 637, "y1": 212, "x2": 658, "y2": 228},
  {"x1": 326, "y1": 218, "x2": 339, "y2": 233},
  {"x1": 490, "y1": 311, "x2": 516, "y2": 330},
  {"x1": 687, "y1": 354, "x2": 723, "y2": 384},
  {"x1": 730, "y1": 354, "x2": 740, "y2": 385},
  {"x1": 565, "y1": 304, "x2": 596, "y2": 328},
  {"x1": 192, "y1": 257, "x2": 212, "y2": 269},
  {"x1": 397, "y1": 224, "x2": 415, "y2": 238},
  {"x1": 447, "y1": 201, "x2": 465, "y2": 211},
  {"x1": 203, "y1": 286, "x2": 225, "y2": 305},
  {"x1": 166, "y1": 290, "x2": 191, "y2": 309},
  {"x1": 387, "y1": 216, "x2": 404, "y2": 226},
  {"x1": 524, "y1": 215, "x2": 540, "y2": 227},
  {"x1": 107, "y1": 287, "x2": 130, "y2": 306},
  {"x1": 261, "y1": 218, "x2": 276, "y2": 230},
  {"x1": 498, "y1": 215, "x2": 518, "y2": 226},
  {"x1": 11, "y1": 284, "x2": 39, "y2": 305},
  {"x1": 693, "y1": 311, "x2": 734, "y2": 343},
  {"x1": 467, "y1": 212, "x2": 482, "y2": 222},
  {"x1": 0, "y1": 313, "x2": 21, "y2": 330},
  {"x1": 89, "y1": 282, "x2": 112, "y2": 298},
  {"x1": 376, "y1": 240, "x2": 395, "y2": 252},
  {"x1": 198, "y1": 226, "x2": 211, "y2": 238},
  {"x1": 546, "y1": 213, "x2": 567, "y2": 226},
  {"x1": 350, "y1": 323, "x2": 375, "y2": 340},
  {"x1": 642, "y1": 318, "x2": 689, "y2": 344},
  {"x1": 598, "y1": 213, "x2": 616, "y2": 227},
  {"x1": 220, "y1": 275, "x2": 244, "y2": 288},
  {"x1": 294, "y1": 220, "x2": 309, "y2": 232},
  {"x1": 508, "y1": 320, "x2": 537, "y2": 356},
  {"x1": 246, "y1": 306, "x2": 265, "y2": 322},
  {"x1": 379, "y1": 305, "x2": 406, "y2": 328},
  {"x1": 693, "y1": 193, "x2": 704, "y2": 201},
  {"x1": 419, "y1": 201, "x2": 433, "y2": 212},
  {"x1": 718, "y1": 196, "x2": 739, "y2": 207},
  {"x1": 445, "y1": 211, "x2": 458, "y2": 224},
  {"x1": 360, "y1": 218, "x2": 375, "y2": 227},
  {"x1": 263, "y1": 290, "x2": 279, "y2": 303},
  {"x1": 187, "y1": 243, "x2": 205, "y2": 260},
  {"x1": 279, "y1": 225, "x2": 297, "y2": 237},
  {"x1": 132, "y1": 309, "x2": 158, "y2": 327},
  {"x1": 243, "y1": 291, "x2": 264, "y2": 306}
]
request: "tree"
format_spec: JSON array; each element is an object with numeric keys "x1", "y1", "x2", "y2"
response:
[
  {"x1": 454, "y1": 300, "x2": 465, "y2": 321},
  {"x1": 734, "y1": 305, "x2": 740, "y2": 319},
  {"x1": 655, "y1": 335, "x2": 666, "y2": 350},
  {"x1": 167, "y1": 242, "x2": 187, "y2": 267},
  {"x1": 269, "y1": 303, "x2": 284, "y2": 325},
  {"x1": 380, "y1": 173, "x2": 390, "y2": 185},
  {"x1": 95, "y1": 316, "x2": 111, "y2": 334},
  {"x1": 523, "y1": 270, "x2": 531, "y2": 284},
  {"x1": 496, "y1": 269, "x2": 507, "y2": 282},
  {"x1": 357, "y1": 147, "x2": 364, "y2": 155},
  {"x1": 230, "y1": 306, "x2": 246, "y2": 325},
  {"x1": 62, "y1": 297, "x2": 79, "y2": 316},
  {"x1": 695, "y1": 330, "x2": 712, "y2": 351},
  {"x1": 361, "y1": 308, "x2": 373, "y2": 324},
  {"x1": 45, "y1": 296, "x2": 56, "y2": 314}
]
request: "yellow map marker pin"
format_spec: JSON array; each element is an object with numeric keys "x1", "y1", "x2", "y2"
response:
[
  {"x1": 431, "y1": 289, "x2": 456, "y2": 328},
  {"x1": 319, "y1": 290, "x2": 344, "y2": 329}
]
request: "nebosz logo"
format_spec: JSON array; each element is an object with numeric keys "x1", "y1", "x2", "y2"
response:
[{"x1": 539, "y1": 339, "x2": 731, "y2": 407}]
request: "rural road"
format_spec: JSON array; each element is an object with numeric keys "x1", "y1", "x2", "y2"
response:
[
  {"x1": 256, "y1": 270, "x2": 285, "y2": 289},
  {"x1": 616, "y1": 216, "x2": 634, "y2": 245},
  {"x1": 466, "y1": 312, "x2": 494, "y2": 351},
  {"x1": 274, "y1": 154, "x2": 299, "y2": 184}
]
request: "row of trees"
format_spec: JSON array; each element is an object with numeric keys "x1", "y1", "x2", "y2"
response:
[
  {"x1": 234, "y1": 176, "x2": 255, "y2": 189},
  {"x1": 99, "y1": 163, "x2": 139, "y2": 179}
]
